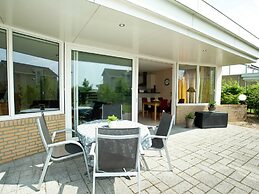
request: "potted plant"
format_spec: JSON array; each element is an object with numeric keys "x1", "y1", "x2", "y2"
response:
[
  {"x1": 107, "y1": 115, "x2": 118, "y2": 128},
  {"x1": 208, "y1": 101, "x2": 216, "y2": 112},
  {"x1": 185, "y1": 112, "x2": 195, "y2": 128}
]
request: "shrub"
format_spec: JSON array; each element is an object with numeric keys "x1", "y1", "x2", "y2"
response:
[{"x1": 221, "y1": 80, "x2": 244, "y2": 104}]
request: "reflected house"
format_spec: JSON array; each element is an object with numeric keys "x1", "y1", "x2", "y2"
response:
[
  {"x1": 13, "y1": 62, "x2": 59, "y2": 112},
  {"x1": 101, "y1": 68, "x2": 132, "y2": 90}
]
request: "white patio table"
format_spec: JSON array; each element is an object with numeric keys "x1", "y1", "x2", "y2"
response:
[{"x1": 77, "y1": 119, "x2": 152, "y2": 154}]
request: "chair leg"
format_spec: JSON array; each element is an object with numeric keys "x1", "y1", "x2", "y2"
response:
[
  {"x1": 38, "y1": 149, "x2": 53, "y2": 190},
  {"x1": 137, "y1": 159, "x2": 141, "y2": 194},
  {"x1": 164, "y1": 145, "x2": 172, "y2": 171},
  {"x1": 141, "y1": 155, "x2": 149, "y2": 171},
  {"x1": 159, "y1": 150, "x2": 163, "y2": 157},
  {"x1": 83, "y1": 152, "x2": 91, "y2": 181}
]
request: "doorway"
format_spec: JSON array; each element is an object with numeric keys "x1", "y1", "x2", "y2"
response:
[
  {"x1": 71, "y1": 50, "x2": 133, "y2": 130},
  {"x1": 138, "y1": 58, "x2": 173, "y2": 125}
]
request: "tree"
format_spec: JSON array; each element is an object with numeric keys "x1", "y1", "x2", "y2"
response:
[
  {"x1": 221, "y1": 80, "x2": 244, "y2": 104},
  {"x1": 245, "y1": 84, "x2": 259, "y2": 117}
]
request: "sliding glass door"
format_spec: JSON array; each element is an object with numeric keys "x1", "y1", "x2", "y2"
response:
[{"x1": 71, "y1": 51, "x2": 132, "y2": 129}]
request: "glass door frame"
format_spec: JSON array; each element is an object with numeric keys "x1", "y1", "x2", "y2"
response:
[{"x1": 64, "y1": 43, "x2": 138, "y2": 139}]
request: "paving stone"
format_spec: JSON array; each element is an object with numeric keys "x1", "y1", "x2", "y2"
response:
[
  {"x1": 193, "y1": 171, "x2": 221, "y2": 188},
  {"x1": 196, "y1": 183, "x2": 211, "y2": 192},
  {"x1": 229, "y1": 170, "x2": 250, "y2": 182},
  {"x1": 210, "y1": 163, "x2": 235, "y2": 176},
  {"x1": 241, "y1": 173, "x2": 259, "y2": 191},
  {"x1": 172, "y1": 159, "x2": 192, "y2": 171},
  {"x1": 161, "y1": 188, "x2": 177, "y2": 194},
  {"x1": 145, "y1": 184, "x2": 160, "y2": 194},
  {"x1": 156, "y1": 172, "x2": 183, "y2": 187},
  {"x1": 207, "y1": 189, "x2": 221, "y2": 194},
  {"x1": 189, "y1": 186, "x2": 205, "y2": 194},
  {"x1": 184, "y1": 166, "x2": 201, "y2": 176},
  {"x1": 225, "y1": 177, "x2": 252, "y2": 193},
  {"x1": 171, "y1": 181, "x2": 193, "y2": 194},
  {"x1": 214, "y1": 180, "x2": 234, "y2": 193},
  {"x1": 155, "y1": 182, "x2": 169, "y2": 192},
  {"x1": 113, "y1": 178, "x2": 133, "y2": 194},
  {"x1": 228, "y1": 187, "x2": 248, "y2": 194},
  {"x1": 178, "y1": 172, "x2": 200, "y2": 186},
  {"x1": 45, "y1": 180, "x2": 60, "y2": 194}
]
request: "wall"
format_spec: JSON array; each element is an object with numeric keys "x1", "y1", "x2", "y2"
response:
[
  {"x1": 0, "y1": 114, "x2": 65, "y2": 164},
  {"x1": 176, "y1": 105, "x2": 247, "y2": 125},
  {"x1": 154, "y1": 68, "x2": 172, "y2": 100}
]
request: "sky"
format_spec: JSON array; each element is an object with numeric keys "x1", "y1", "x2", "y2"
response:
[
  {"x1": 205, "y1": 0, "x2": 259, "y2": 38},
  {"x1": 205, "y1": 0, "x2": 259, "y2": 67}
]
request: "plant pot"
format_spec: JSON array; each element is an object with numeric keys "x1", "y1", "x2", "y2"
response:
[
  {"x1": 185, "y1": 118, "x2": 194, "y2": 128},
  {"x1": 208, "y1": 106, "x2": 216, "y2": 112},
  {"x1": 108, "y1": 121, "x2": 118, "y2": 128}
]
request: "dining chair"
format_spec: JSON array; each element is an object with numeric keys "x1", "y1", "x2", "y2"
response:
[
  {"x1": 142, "y1": 111, "x2": 175, "y2": 171},
  {"x1": 90, "y1": 127, "x2": 141, "y2": 194},
  {"x1": 36, "y1": 112, "x2": 91, "y2": 190},
  {"x1": 102, "y1": 104, "x2": 123, "y2": 120}
]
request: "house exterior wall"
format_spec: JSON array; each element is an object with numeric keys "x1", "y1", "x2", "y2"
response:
[
  {"x1": 0, "y1": 114, "x2": 65, "y2": 164},
  {"x1": 176, "y1": 104, "x2": 247, "y2": 125}
]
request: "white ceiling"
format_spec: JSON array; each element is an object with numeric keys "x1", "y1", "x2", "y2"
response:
[{"x1": 0, "y1": 0, "x2": 253, "y2": 70}]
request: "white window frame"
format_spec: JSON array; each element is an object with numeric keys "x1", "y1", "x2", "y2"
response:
[
  {"x1": 0, "y1": 25, "x2": 64, "y2": 121},
  {"x1": 65, "y1": 43, "x2": 137, "y2": 139},
  {"x1": 176, "y1": 63, "x2": 217, "y2": 106}
]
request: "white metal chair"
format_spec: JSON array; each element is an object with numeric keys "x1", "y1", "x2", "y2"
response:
[
  {"x1": 90, "y1": 127, "x2": 141, "y2": 194},
  {"x1": 36, "y1": 112, "x2": 91, "y2": 190},
  {"x1": 102, "y1": 104, "x2": 123, "y2": 120},
  {"x1": 142, "y1": 112, "x2": 175, "y2": 171}
]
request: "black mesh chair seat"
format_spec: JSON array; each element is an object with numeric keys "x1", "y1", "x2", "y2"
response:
[{"x1": 52, "y1": 143, "x2": 83, "y2": 159}]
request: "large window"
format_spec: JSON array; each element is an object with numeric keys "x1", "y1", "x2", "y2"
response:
[
  {"x1": 0, "y1": 29, "x2": 8, "y2": 116},
  {"x1": 178, "y1": 65, "x2": 197, "y2": 103},
  {"x1": 71, "y1": 51, "x2": 132, "y2": 128},
  {"x1": 199, "y1": 66, "x2": 215, "y2": 103},
  {"x1": 13, "y1": 33, "x2": 60, "y2": 114}
]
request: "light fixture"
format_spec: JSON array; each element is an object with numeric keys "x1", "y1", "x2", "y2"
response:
[{"x1": 119, "y1": 23, "x2": 125, "y2": 27}]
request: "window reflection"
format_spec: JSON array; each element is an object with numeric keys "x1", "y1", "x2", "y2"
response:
[
  {"x1": 13, "y1": 33, "x2": 59, "y2": 114},
  {"x1": 0, "y1": 29, "x2": 8, "y2": 116},
  {"x1": 199, "y1": 66, "x2": 215, "y2": 103},
  {"x1": 71, "y1": 51, "x2": 132, "y2": 128},
  {"x1": 178, "y1": 65, "x2": 197, "y2": 104}
]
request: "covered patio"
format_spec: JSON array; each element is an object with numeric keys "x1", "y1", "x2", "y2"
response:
[{"x1": 1, "y1": 124, "x2": 258, "y2": 194}]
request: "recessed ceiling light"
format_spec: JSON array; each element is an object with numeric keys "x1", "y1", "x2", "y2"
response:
[{"x1": 119, "y1": 23, "x2": 125, "y2": 27}]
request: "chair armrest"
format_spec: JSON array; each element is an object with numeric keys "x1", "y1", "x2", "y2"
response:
[
  {"x1": 47, "y1": 140, "x2": 83, "y2": 149},
  {"x1": 149, "y1": 135, "x2": 167, "y2": 139},
  {"x1": 51, "y1": 128, "x2": 75, "y2": 141},
  {"x1": 89, "y1": 143, "x2": 96, "y2": 156},
  {"x1": 146, "y1": 125, "x2": 158, "y2": 135}
]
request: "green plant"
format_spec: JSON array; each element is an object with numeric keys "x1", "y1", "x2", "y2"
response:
[
  {"x1": 209, "y1": 101, "x2": 216, "y2": 107},
  {"x1": 221, "y1": 80, "x2": 244, "y2": 104},
  {"x1": 107, "y1": 115, "x2": 118, "y2": 122},
  {"x1": 185, "y1": 112, "x2": 195, "y2": 119}
]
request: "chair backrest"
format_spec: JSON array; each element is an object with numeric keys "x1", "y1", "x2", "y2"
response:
[
  {"x1": 102, "y1": 104, "x2": 122, "y2": 120},
  {"x1": 154, "y1": 112, "x2": 175, "y2": 148},
  {"x1": 36, "y1": 112, "x2": 52, "y2": 151},
  {"x1": 96, "y1": 127, "x2": 140, "y2": 172}
]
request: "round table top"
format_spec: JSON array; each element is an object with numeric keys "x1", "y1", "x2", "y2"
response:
[{"x1": 77, "y1": 119, "x2": 152, "y2": 150}]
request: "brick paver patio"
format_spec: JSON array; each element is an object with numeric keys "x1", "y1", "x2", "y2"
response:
[{"x1": 0, "y1": 124, "x2": 259, "y2": 194}]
